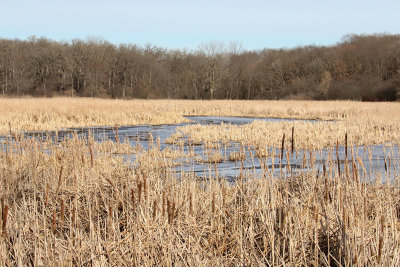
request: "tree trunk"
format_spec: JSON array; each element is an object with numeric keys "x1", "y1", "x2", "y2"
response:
[
  {"x1": 4, "y1": 68, "x2": 8, "y2": 94},
  {"x1": 130, "y1": 74, "x2": 133, "y2": 97}
]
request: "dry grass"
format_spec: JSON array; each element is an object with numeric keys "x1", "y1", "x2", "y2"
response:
[
  {"x1": 176, "y1": 119, "x2": 400, "y2": 150},
  {"x1": 0, "y1": 134, "x2": 399, "y2": 266},
  {"x1": 0, "y1": 98, "x2": 188, "y2": 134},
  {"x1": 1, "y1": 97, "x2": 400, "y2": 265},
  {"x1": 1, "y1": 97, "x2": 400, "y2": 134}
]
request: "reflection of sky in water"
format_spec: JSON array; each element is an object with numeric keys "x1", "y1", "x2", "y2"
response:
[{"x1": 3, "y1": 116, "x2": 399, "y2": 183}]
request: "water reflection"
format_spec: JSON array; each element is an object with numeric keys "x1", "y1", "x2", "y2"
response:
[{"x1": 3, "y1": 116, "x2": 399, "y2": 182}]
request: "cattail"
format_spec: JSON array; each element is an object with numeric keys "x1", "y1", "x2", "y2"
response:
[
  {"x1": 137, "y1": 182, "x2": 142, "y2": 204},
  {"x1": 291, "y1": 126, "x2": 295, "y2": 155},
  {"x1": 143, "y1": 172, "x2": 148, "y2": 202},
  {"x1": 156, "y1": 137, "x2": 161, "y2": 150},
  {"x1": 153, "y1": 200, "x2": 157, "y2": 220},
  {"x1": 52, "y1": 208, "x2": 56, "y2": 234},
  {"x1": 353, "y1": 253, "x2": 358, "y2": 265},
  {"x1": 167, "y1": 198, "x2": 171, "y2": 223},
  {"x1": 212, "y1": 191, "x2": 215, "y2": 215},
  {"x1": 1, "y1": 198, "x2": 4, "y2": 219},
  {"x1": 115, "y1": 124, "x2": 119, "y2": 143},
  {"x1": 108, "y1": 205, "x2": 113, "y2": 222},
  {"x1": 309, "y1": 150, "x2": 314, "y2": 169},
  {"x1": 45, "y1": 183, "x2": 49, "y2": 207},
  {"x1": 189, "y1": 192, "x2": 193, "y2": 215},
  {"x1": 2, "y1": 205, "x2": 8, "y2": 235},
  {"x1": 324, "y1": 178, "x2": 329, "y2": 202},
  {"x1": 60, "y1": 199, "x2": 65, "y2": 228},
  {"x1": 313, "y1": 205, "x2": 319, "y2": 222},
  {"x1": 56, "y1": 165, "x2": 64, "y2": 194}
]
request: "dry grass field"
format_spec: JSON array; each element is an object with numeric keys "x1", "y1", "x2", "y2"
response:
[
  {"x1": 1, "y1": 97, "x2": 400, "y2": 133},
  {"x1": 0, "y1": 97, "x2": 400, "y2": 266}
]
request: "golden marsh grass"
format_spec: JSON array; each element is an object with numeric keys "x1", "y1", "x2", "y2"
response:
[
  {"x1": 0, "y1": 134, "x2": 399, "y2": 265},
  {"x1": 176, "y1": 119, "x2": 400, "y2": 150},
  {"x1": 0, "y1": 98, "x2": 400, "y2": 265},
  {"x1": 1, "y1": 97, "x2": 400, "y2": 133}
]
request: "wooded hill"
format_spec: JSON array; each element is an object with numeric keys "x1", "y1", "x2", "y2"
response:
[{"x1": 0, "y1": 34, "x2": 399, "y2": 100}]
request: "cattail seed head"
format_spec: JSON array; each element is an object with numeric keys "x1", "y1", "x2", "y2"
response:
[
  {"x1": 167, "y1": 198, "x2": 171, "y2": 223},
  {"x1": 2, "y1": 205, "x2": 8, "y2": 235},
  {"x1": 52, "y1": 208, "x2": 56, "y2": 234},
  {"x1": 138, "y1": 182, "x2": 142, "y2": 204},
  {"x1": 189, "y1": 192, "x2": 193, "y2": 215},
  {"x1": 212, "y1": 191, "x2": 215, "y2": 215},
  {"x1": 60, "y1": 199, "x2": 65, "y2": 228},
  {"x1": 153, "y1": 200, "x2": 157, "y2": 220},
  {"x1": 45, "y1": 183, "x2": 49, "y2": 207}
]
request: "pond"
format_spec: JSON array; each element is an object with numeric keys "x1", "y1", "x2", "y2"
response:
[{"x1": 4, "y1": 116, "x2": 399, "y2": 183}]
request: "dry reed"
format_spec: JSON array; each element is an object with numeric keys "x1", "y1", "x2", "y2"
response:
[{"x1": 0, "y1": 99, "x2": 399, "y2": 266}]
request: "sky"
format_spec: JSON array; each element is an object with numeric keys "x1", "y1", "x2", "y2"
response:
[{"x1": 1, "y1": 0, "x2": 400, "y2": 51}]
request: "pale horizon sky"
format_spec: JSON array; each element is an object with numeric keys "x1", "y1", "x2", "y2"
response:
[{"x1": 1, "y1": 0, "x2": 399, "y2": 50}]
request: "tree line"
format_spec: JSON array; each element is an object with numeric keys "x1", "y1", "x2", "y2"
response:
[{"x1": 0, "y1": 34, "x2": 399, "y2": 100}]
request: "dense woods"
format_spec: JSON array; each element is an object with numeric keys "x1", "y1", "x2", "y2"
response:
[{"x1": 0, "y1": 34, "x2": 399, "y2": 100}]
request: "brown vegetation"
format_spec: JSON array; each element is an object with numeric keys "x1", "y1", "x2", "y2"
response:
[
  {"x1": 0, "y1": 34, "x2": 400, "y2": 100},
  {"x1": 1, "y1": 97, "x2": 400, "y2": 137},
  {"x1": 0, "y1": 131, "x2": 399, "y2": 265},
  {"x1": 176, "y1": 119, "x2": 400, "y2": 150},
  {"x1": 0, "y1": 99, "x2": 400, "y2": 265}
]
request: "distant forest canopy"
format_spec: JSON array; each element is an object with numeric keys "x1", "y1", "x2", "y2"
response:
[{"x1": 0, "y1": 34, "x2": 399, "y2": 101}]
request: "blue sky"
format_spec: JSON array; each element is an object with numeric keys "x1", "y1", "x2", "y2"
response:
[{"x1": 1, "y1": 0, "x2": 399, "y2": 50}]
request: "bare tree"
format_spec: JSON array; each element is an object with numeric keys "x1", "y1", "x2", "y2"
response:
[{"x1": 0, "y1": 34, "x2": 399, "y2": 100}]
